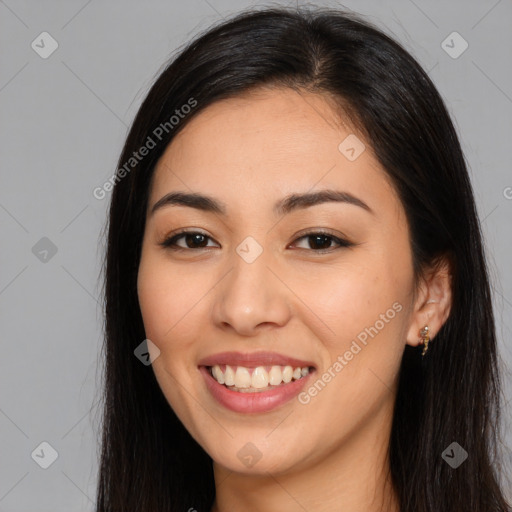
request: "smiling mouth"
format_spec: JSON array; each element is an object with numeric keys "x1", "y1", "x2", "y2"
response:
[{"x1": 205, "y1": 364, "x2": 314, "y2": 393}]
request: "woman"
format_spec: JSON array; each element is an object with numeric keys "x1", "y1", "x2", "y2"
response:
[{"x1": 96, "y1": 5, "x2": 511, "y2": 511}]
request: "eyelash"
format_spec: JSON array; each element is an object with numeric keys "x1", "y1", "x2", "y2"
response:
[{"x1": 158, "y1": 229, "x2": 354, "y2": 254}]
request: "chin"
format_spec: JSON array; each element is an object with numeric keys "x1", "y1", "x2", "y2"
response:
[{"x1": 204, "y1": 437, "x2": 302, "y2": 476}]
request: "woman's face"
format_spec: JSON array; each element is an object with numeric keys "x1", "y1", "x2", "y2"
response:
[{"x1": 137, "y1": 87, "x2": 418, "y2": 475}]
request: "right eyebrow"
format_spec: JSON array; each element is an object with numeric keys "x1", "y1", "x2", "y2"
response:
[{"x1": 150, "y1": 192, "x2": 227, "y2": 217}]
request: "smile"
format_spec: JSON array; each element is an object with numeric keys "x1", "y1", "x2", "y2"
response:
[
  {"x1": 199, "y1": 365, "x2": 315, "y2": 413},
  {"x1": 208, "y1": 364, "x2": 311, "y2": 392}
]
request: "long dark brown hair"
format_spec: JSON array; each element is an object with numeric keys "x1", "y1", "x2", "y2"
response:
[{"x1": 95, "y1": 5, "x2": 511, "y2": 511}]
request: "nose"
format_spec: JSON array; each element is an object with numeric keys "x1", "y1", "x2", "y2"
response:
[{"x1": 212, "y1": 252, "x2": 292, "y2": 337}]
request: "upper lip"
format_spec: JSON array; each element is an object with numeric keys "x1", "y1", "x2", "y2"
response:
[{"x1": 198, "y1": 351, "x2": 316, "y2": 369}]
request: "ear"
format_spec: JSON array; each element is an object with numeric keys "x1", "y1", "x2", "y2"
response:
[{"x1": 406, "y1": 256, "x2": 453, "y2": 348}]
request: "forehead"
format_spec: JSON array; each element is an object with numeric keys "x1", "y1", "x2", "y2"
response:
[{"x1": 149, "y1": 87, "x2": 399, "y2": 218}]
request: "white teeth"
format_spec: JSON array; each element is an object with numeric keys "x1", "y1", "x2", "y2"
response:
[
  {"x1": 209, "y1": 364, "x2": 311, "y2": 389},
  {"x1": 268, "y1": 366, "x2": 282, "y2": 386},
  {"x1": 251, "y1": 367, "x2": 269, "y2": 389},
  {"x1": 224, "y1": 365, "x2": 235, "y2": 386},
  {"x1": 234, "y1": 366, "x2": 252, "y2": 388},
  {"x1": 212, "y1": 365, "x2": 225, "y2": 384},
  {"x1": 282, "y1": 365, "x2": 293, "y2": 383}
]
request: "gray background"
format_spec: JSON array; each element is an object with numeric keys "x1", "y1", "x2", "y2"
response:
[{"x1": 1, "y1": 0, "x2": 511, "y2": 510}]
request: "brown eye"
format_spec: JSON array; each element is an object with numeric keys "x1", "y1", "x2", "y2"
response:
[
  {"x1": 160, "y1": 231, "x2": 219, "y2": 250},
  {"x1": 159, "y1": 230, "x2": 353, "y2": 253},
  {"x1": 291, "y1": 231, "x2": 353, "y2": 252}
]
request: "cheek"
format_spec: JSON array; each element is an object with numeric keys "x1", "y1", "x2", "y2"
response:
[
  {"x1": 304, "y1": 247, "x2": 411, "y2": 380},
  {"x1": 299, "y1": 259, "x2": 400, "y2": 345},
  {"x1": 137, "y1": 254, "x2": 209, "y2": 354},
  {"x1": 137, "y1": 255, "x2": 209, "y2": 426},
  {"x1": 299, "y1": 263, "x2": 408, "y2": 419}
]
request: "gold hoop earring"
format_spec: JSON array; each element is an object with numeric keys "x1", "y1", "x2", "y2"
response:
[{"x1": 420, "y1": 325, "x2": 430, "y2": 356}]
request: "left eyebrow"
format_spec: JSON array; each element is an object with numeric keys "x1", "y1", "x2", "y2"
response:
[
  {"x1": 149, "y1": 189, "x2": 374, "y2": 217},
  {"x1": 273, "y1": 189, "x2": 374, "y2": 216}
]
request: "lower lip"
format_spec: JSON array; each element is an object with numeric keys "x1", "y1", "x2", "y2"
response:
[{"x1": 199, "y1": 366, "x2": 314, "y2": 413}]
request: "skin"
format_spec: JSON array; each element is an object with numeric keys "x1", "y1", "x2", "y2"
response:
[{"x1": 137, "y1": 87, "x2": 452, "y2": 512}]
